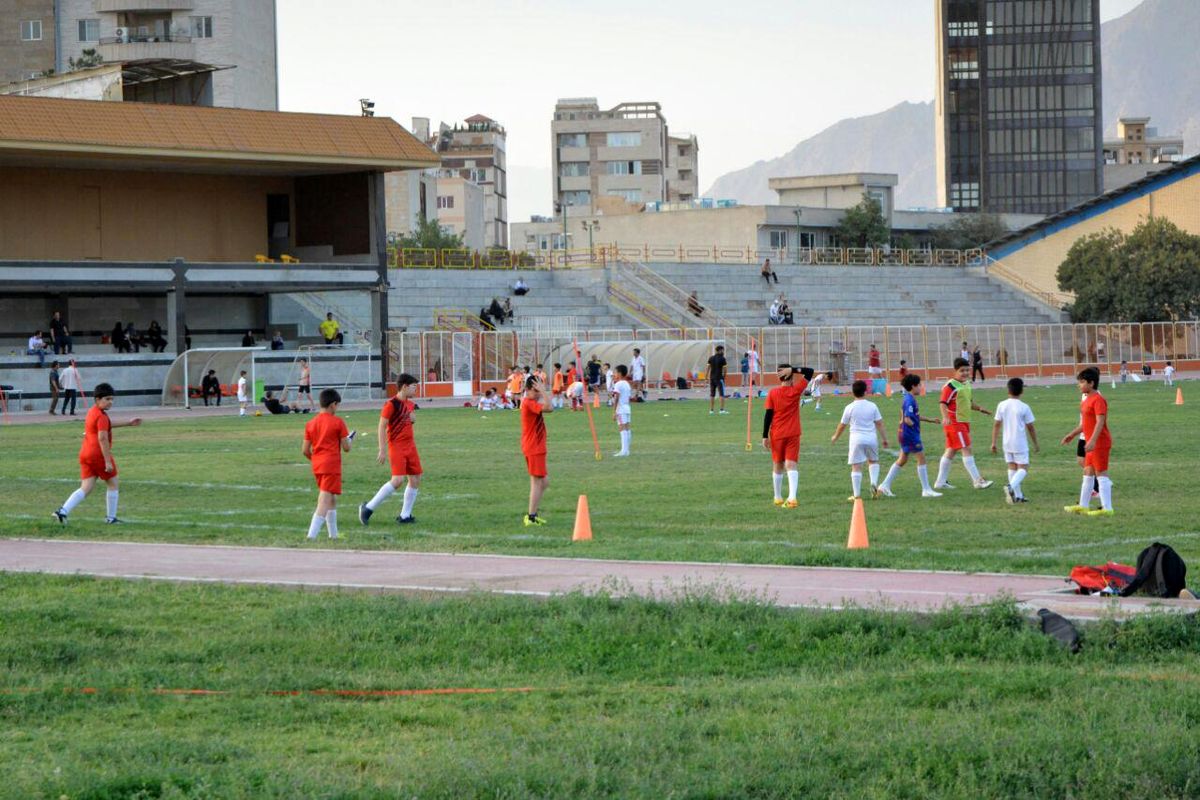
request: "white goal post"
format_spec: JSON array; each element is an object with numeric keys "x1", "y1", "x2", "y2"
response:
[{"x1": 161, "y1": 347, "x2": 264, "y2": 408}]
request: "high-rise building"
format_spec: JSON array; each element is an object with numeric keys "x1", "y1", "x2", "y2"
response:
[
  {"x1": 0, "y1": 0, "x2": 278, "y2": 110},
  {"x1": 551, "y1": 98, "x2": 698, "y2": 215},
  {"x1": 429, "y1": 114, "x2": 508, "y2": 248},
  {"x1": 934, "y1": 0, "x2": 1103, "y2": 215}
]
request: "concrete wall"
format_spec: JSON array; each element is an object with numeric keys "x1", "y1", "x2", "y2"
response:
[
  {"x1": 514, "y1": 205, "x2": 768, "y2": 252},
  {"x1": 0, "y1": 0, "x2": 54, "y2": 84},
  {"x1": 384, "y1": 169, "x2": 435, "y2": 236},
  {"x1": 0, "y1": 167, "x2": 290, "y2": 261},
  {"x1": 0, "y1": 64, "x2": 123, "y2": 100}
]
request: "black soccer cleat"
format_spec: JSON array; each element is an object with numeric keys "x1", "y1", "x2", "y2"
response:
[
  {"x1": 53, "y1": 509, "x2": 67, "y2": 524},
  {"x1": 104, "y1": 517, "x2": 123, "y2": 524},
  {"x1": 396, "y1": 515, "x2": 416, "y2": 524},
  {"x1": 358, "y1": 503, "x2": 373, "y2": 526}
]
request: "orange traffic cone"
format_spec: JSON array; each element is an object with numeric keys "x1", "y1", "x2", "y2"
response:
[
  {"x1": 593, "y1": 392, "x2": 600, "y2": 409},
  {"x1": 885, "y1": 382, "x2": 893, "y2": 398},
  {"x1": 1176, "y1": 387, "x2": 1184, "y2": 406},
  {"x1": 572, "y1": 494, "x2": 593, "y2": 542},
  {"x1": 847, "y1": 498, "x2": 869, "y2": 549},
  {"x1": 919, "y1": 382, "x2": 927, "y2": 397}
]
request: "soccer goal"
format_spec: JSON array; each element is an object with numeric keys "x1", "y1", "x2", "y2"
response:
[
  {"x1": 283, "y1": 343, "x2": 377, "y2": 403},
  {"x1": 161, "y1": 348, "x2": 263, "y2": 408},
  {"x1": 543, "y1": 339, "x2": 724, "y2": 388}
]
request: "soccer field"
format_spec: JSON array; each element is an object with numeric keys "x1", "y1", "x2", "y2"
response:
[{"x1": 1, "y1": 379, "x2": 1197, "y2": 575}]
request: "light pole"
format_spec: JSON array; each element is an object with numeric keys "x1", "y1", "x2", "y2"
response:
[
  {"x1": 793, "y1": 208, "x2": 803, "y2": 265},
  {"x1": 581, "y1": 219, "x2": 600, "y2": 258}
]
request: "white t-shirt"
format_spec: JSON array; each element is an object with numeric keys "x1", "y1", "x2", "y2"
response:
[
  {"x1": 605, "y1": 369, "x2": 614, "y2": 391},
  {"x1": 567, "y1": 381, "x2": 584, "y2": 398},
  {"x1": 28, "y1": 335, "x2": 44, "y2": 351},
  {"x1": 748, "y1": 350, "x2": 760, "y2": 373},
  {"x1": 613, "y1": 380, "x2": 632, "y2": 414},
  {"x1": 994, "y1": 398, "x2": 1035, "y2": 453},
  {"x1": 631, "y1": 355, "x2": 645, "y2": 381},
  {"x1": 1165, "y1": 365, "x2": 1176, "y2": 378},
  {"x1": 840, "y1": 399, "x2": 882, "y2": 437},
  {"x1": 237, "y1": 376, "x2": 248, "y2": 401},
  {"x1": 60, "y1": 366, "x2": 79, "y2": 391}
]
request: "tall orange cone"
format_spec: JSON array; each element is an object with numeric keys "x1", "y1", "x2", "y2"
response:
[
  {"x1": 572, "y1": 494, "x2": 593, "y2": 542},
  {"x1": 593, "y1": 392, "x2": 600, "y2": 409},
  {"x1": 1176, "y1": 387, "x2": 1184, "y2": 406},
  {"x1": 919, "y1": 382, "x2": 927, "y2": 397},
  {"x1": 847, "y1": 498, "x2": 869, "y2": 549}
]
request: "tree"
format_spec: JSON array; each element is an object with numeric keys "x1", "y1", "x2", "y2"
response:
[
  {"x1": 930, "y1": 213, "x2": 1010, "y2": 250},
  {"x1": 392, "y1": 217, "x2": 464, "y2": 251},
  {"x1": 834, "y1": 196, "x2": 890, "y2": 248},
  {"x1": 1057, "y1": 218, "x2": 1200, "y2": 322},
  {"x1": 68, "y1": 49, "x2": 103, "y2": 72}
]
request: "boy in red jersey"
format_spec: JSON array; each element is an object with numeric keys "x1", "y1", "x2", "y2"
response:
[
  {"x1": 520, "y1": 374, "x2": 554, "y2": 526},
  {"x1": 1060, "y1": 367, "x2": 1114, "y2": 516},
  {"x1": 303, "y1": 388, "x2": 355, "y2": 540},
  {"x1": 359, "y1": 373, "x2": 422, "y2": 526},
  {"x1": 761, "y1": 364, "x2": 822, "y2": 507},
  {"x1": 53, "y1": 382, "x2": 141, "y2": 524},
  {"x1": 933, "y1": 357, "x2": 994, "y2": 490}
]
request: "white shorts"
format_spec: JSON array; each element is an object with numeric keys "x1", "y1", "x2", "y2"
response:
[
  {"x1": 616, "y1": 412, "x2": 630, "y2": 425},
  {"x1": 868, "y1": 366, "x2": 883, "y2": 376},
  {"x1": 237, "y1": 393, "x2": 248, "y2": 403},
  {"x1": 632, "y1": 373, "x2": 644, "y2": 383},
  {"x1": 1005, "y1": 450, "x2": 1030, "y2": 466},
  {"x1": 848, "y1": 436, "x2": 879, "y2": 465}
]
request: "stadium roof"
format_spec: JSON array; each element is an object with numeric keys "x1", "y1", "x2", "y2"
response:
[{"x1": 0, "y1": 95, "x2": 439, "y2": 173}]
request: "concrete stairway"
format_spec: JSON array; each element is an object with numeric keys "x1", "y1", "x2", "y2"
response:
[
  {"x1": 642, "y1": 262, "x2": 1065, "y2": 328},
  {"x1": 386, "y1": 269, "x2": 634, "y2": 331}
]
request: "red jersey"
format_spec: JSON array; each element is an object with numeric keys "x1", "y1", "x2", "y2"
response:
[
  {"x1": 868, "y1": 349, "x2": 881, "y2": 368},
  {"x1": 552, "y1": 372, "x2": 564, "y2": 392},
  {"x1": 305, "y1": 412, "x2": 348, "y2": 474},
  {"x1": 80, "y1": 406, "x2": 111, "y2": 463},
  {"x1": 520, "y1": 397, "x2": 547, "y2": 455},
  {"x1": 898, "y1": 365, "x2": 908, "y2": 379},
  {"x1": 566, "y1": 367, "x2": 577, "y2": 385},
  {"x1": 765, "y1": 378, "x2": 809, "y2": 439},
  {"x1": 381, "y1": 396, "x2": 416, "y2": 448},
  {"x1": 1081, "y1": 392, "x2": 1112, "y2": 448},
  {"x1": 940, "y1": 379, "x2": 972, "y2": 424}
]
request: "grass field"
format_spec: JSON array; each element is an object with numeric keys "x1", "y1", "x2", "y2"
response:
[
  {"x1": 3, "y1": 575, "x2": 1200, "y2": 799},
  {"x1": 1, "y1": 379, "x2": 1196, "y2": 575}
]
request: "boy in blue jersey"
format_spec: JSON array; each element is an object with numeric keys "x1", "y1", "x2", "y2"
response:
[{"x1": 875, "y1": 373, "x2": 943, "y2": 498}]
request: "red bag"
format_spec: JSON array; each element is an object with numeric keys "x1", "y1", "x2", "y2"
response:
[{"x1": 1068, "y1": 562, "x2": 1136, "y2": 594}]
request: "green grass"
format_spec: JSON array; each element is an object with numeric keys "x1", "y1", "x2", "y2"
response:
[
  {"x1": 2, "y1": 575, "x2": 1200, "y2": 799},
  {"x1": 2, "y1": 380, "x2": 1197, "y2": 575}
]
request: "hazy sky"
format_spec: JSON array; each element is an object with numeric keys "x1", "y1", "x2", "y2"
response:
[{"x1": 278, "y1": 0, "x2": 1146, "y2": 226}]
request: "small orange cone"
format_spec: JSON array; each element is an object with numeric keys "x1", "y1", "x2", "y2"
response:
[
  {"x1": 572, "y1": 494, "x2": 593, "y2": 542},
  {"x1": 1176, "y1": 387, "x2": 1184, "y2": 406},
  {"x1": 847, "y1": 498, "x2": 869, "y2": 549},
  {"x1": 919, "y1": 382, "x2": 927, "y2": 397},
  {"x1": 593, "y1": 392, "x2": 600, "y2": 409},
  {"x1": 885, "y1": 382, "x2": 893, "y2": 398}
]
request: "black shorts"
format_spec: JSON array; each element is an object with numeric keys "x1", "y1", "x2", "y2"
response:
[
  {"x1": 1076, "y1": 439, "x2": 1086, "y2": 458},
  {"x1": 709, "y1": 380, "x2": 725, "y2": 398},
  {"x1": 298, "y1": 385, "x2": 311, "y2": 394}
]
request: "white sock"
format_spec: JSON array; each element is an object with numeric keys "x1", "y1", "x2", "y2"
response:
[
  {"x1": 917, "y1": 464, "x2": 932, "y2": 492},
  {"x1": 400, "y1": 486, "x2": 419, "y2": 518},
  {"x1": 1098, "y1": 476, "x2": 1113, "y2": 510},
  {"x1": 881, "y1": 462, "x2": 901, "y2": 491},
  {"x1": 1007, "y1": 468, "x2": 1017, "y2": 488},
  {"x1": 851, "y1": 472, "x2": 863, "y2": 497},
  {"x1": 868, "y1": 463, "x2": 880, "y2": 487},
  {"x1": 772, "y1": 472, "x2": 784, "y2": 501},
  {"x1": 366, "y1": 482, "x2": 395, "y2": 511},
  {"x1": 307, "y1": 513, "x2": 325, "y2": 539},
  {"x1": 240, "y1": 405, "x2": 246, "y2": 416},
  {"x1": 963, "y1": 456, "x2": 982, "y2": 483},
  {"x1": 1012, "y1": 468, "x2": 1027, "y2": 499},
  {"x1": 786, "y1": 469, "x2": 798, "y2": 502},
  {"x1": 105, "y1": 490, "x2": 118, "y2": 520},
  {"x1": 1079, "y1": 476, "x2": 1093, "y2": 508},
  {"x1": 61, "y1": 488, "x2": 87, "y2": 515},
  {"x1": 621, "y1": 429, "x2": 631, "y2": 453},
  {"x1": 325, "y1": 509, "x2": 338, "y2": 538},
  {"x1": 936, "y1": 456, "x2": 952, "y2": 486}
]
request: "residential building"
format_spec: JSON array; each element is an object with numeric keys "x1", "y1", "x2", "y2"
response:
[
  {"x1": 1102, "y1": 116, "x2": 1184, "y2": 192},
  {"x1": 769, "y1": 173, "x2": 898, "y2": 221},
  {"x1": 430, "y1": 114, "x2": 507, "y2": 247},
  {"x1": 934, "y1": 0, "x2": 1103, "y2": 215},
  {"x1": 0, "y1": 0, "x2": 278, "y2": 110},
  {"x1": 551, "y1": 97, "x2": 698, "y2": 215},
  {"x1": 434, "y1": 177, "x2": 485, "y2": 252}
]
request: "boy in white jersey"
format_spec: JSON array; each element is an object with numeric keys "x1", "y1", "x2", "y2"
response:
[
  {"x1": 1164, "y1": 361, "x2": 1176, "y2": 386},
  {"x1": 236, "y1": 370, "x2": 248, "y2": 416},
  {"x1": 990, "y1": 377, "x2": 1039, "y2": 504},
  {"x1": 830, "y1": 380, "x2": 889, "y2": 501},
  {"x1": 611, "y1": 364, "x2": 633, "y2": 457},
  {"x1": 631, "y1": 348, "x2": 647, "y2": 400},
  {"x1": 604, "y1": 362, "x2": 614, "y2": 405}
]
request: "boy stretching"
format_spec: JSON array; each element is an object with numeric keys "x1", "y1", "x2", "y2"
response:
[
  {"x1": 991, "y1": 377, "x2": 1039, "y2": 504},
  {"x1": 762, "y1": 364, "x2": 822, "y2": 507},
  {"x1": 1061, "y1": 367, "x2": 1114, "y2": 516},
  {"x1": 830, "y1": 380, "x2": 889, "y2": 501},
  {"x1": 934, "y1": 358, "x2": 994, "y2": 490},
  {"x1": 875, "y1": 373, "x2": 941, "y2": 498},
  {"x1": 303, "y1": 388, "x2": 355, "y2": 540},
  {"x1": 521, "y1": 375, "x2": 553, "y2": 525},
  {"x1": 53, "y1": 382, "x2": 142, "y2": 524},
  {"x1": 359, "y1": 373, "x2": 422, "y2": 526}
]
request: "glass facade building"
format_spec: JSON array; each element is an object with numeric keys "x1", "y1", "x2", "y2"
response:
[{"x1": 935, "y1": 0, "x2": 1103, "y2": 215}]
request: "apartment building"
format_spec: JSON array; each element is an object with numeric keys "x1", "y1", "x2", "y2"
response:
[
  {"x1": 935, "y1": 0, "x2": 1103, "y2": 215},
  {"x1": 551, "y1": 98, "x2": 698, "y2": 215},
  {"x1": 434, "y1": 177, "x2": 485, "y2": 252},
  {"x1": 429, "y1": 114, "x2": 507, "y2": 248},
  {"x1": 0, "y1": 0, "x2": 277, "y2": 110},
  {"x1": 1102, "y1": 116, "x2": 1185, "y2": 191}
]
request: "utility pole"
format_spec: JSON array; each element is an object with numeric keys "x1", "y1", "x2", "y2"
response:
[{"x1": 793, "y1": 208, "x2": 803, "y2": 265}]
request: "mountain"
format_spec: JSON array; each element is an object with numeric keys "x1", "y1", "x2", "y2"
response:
[{"x1": 706, "y1": 0, "x2": 1200, "y2": 209}]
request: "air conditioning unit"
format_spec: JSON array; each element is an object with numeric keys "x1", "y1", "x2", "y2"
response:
[{"x1": 114, "y1": 27, "x2": 127, "y2": 42}]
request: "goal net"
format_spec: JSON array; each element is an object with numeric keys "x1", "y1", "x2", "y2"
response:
[
  {"x1": 283, "y1": 344, "x2": 378, "y2": 403},
  {"x1": 542, "y1": 339, "x2": 725, "y2": 386},
  {"x1": 161, "y1": 348, "x2": 261, "y2": 408}
]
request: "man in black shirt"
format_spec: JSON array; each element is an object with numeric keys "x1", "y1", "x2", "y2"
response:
[
  {"x1": 262, "y1": 389, "x2": 307, "y2": 415},
  {"x1": 49, "y1": 311, "x2": 73, "y2": 355},
  {"x1": 200, "y1": 369, "x2": 221, "y2": 406},
  {"x1": 587, "y1": 355, "x2": 602, "y2": 391},
  {"x1": 708, "y1": 345, "x2": 729, "y2": 415}
]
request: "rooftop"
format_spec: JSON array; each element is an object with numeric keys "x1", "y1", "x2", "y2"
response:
[{"x1": 769, "y1": 173, "x2": 900, "y2": 191}]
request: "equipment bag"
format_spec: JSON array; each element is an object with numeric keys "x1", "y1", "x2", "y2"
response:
[
  {"x1": 1068, "y1": 562, "x2": 1135, "y2": 594},
  {"x1": 1120, "y1": 543, "x2": 1188, "y2": 598},
  {"x1": 1037, "y1": 609, "x2": 1081, "y2": 653}
]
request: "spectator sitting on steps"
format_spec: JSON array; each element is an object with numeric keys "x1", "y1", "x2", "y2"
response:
[
  {"x1": 111, "y1": 322, "x2": 131, "y2": 353},
  {"x1": 124, "y1": 322, "x2": 144, "y2": 353},
  {"x1": 503, "y1": 297, "x2": 514, "y2": 321},
  {"x1": 488, "y1": 297, "x2": 505, "y2": 325},
  {"x1": 512, "y1": 277, "x2": 529, "y2": 295},
  {"x1": 27, "y1": 330, "x2": 47, "y2": 367},
  {"x1": 146, "y1": 321, "x2": 167, "y2": 353},
  {"x1": 319, "y1": 313, "x2": 343, "y2": 346},
  {"x1": 271, "y1": 331, "x2": 285, "y2": 351},
  {"x1": 241, "y1": 331, "x2": 255, "y2": 348},
  {"x1": 761, "y1": 257, "x2": 779, "y2": 285},
  {"x1": 479, "y1": 307, "x2": 494, "y2": 330},
  {"x1": 687, "y1": 291, "x2": 704, "y2": 317},
  {"x1": 200, "y1": 369, "x2": 222, "y2": 406}
]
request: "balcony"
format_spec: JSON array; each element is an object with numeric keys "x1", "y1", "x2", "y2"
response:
[
  {"x1": 95, "y1": 0, "x2": 194, "y2": 10},
  {"x1": 98, "y1": 32, "x2": 194, "y2": 61}
]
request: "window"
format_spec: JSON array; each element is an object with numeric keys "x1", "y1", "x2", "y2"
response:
[
  {"x1": 560, "y1": 190, "x2": 590, "y2": 207},
  {"x1": 606, "y1": 132, "x2": 641, "y2": 147},
  {"x1": 605, "y1": 160, "x2": 641, "y2": 176},
  {"x1": 468, "y1": 168, "x2": 487, "y2": 183},
  {"x1": 950, "y1": 182, "x2": 980, "y2": 209},
  {"x1": 606, "y1": 189, "x2": 642, "y2": 203},
  {"x1": 769, "y1": 230, "x2": 789, "y2": 249},
  {"x1": 20, "y1": 20, "x2": 42, "y2": 41},
  {"x1": 559, "y1": 162, "x2": 589, "y2": 177},
  {"x1": 437, "y1": 196, "x2": 454, "y2": 209},
  {"x1": 78, "y1": 19, "x2": 99, "y2": 42},
  {"x1": 557, "y1": 133, "x2": 586, "y2": 148},
  {"x1": 190, "y1": 16, "x2": 213, "y2": 38}
]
